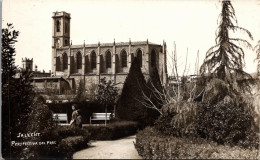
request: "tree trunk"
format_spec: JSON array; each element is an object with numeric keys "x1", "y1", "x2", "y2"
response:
[
  {"x1": 113, "y1": 104, "x2": 116, "y2": 118},
  {"x1": 105, "y1": 104, "x2": 107, "y2": 127}
]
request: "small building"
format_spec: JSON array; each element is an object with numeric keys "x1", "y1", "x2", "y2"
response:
[{"x1": 32, "y1": 77, "x2": 72, "y2": 95}]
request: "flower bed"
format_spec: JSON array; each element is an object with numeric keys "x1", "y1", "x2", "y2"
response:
[{"x1": 135, "y1": 127, "x2": 259, "y2": 159}]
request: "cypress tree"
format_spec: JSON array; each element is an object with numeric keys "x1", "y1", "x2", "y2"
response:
[{"x1": 117, "y1": 57, "x2": 148, "y2": 123}]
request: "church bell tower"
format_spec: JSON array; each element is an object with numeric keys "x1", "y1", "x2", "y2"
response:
[
  {"x1": 52, "y1": 11, "x2": 71, "y2": 48},
  {"x1": 51, "y1": 11, "x2": 71, "y2": 76}
]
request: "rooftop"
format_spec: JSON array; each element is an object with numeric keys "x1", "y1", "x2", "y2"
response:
[{"x1": 58, "y1": 41, "x2": 162, "y2": 49}]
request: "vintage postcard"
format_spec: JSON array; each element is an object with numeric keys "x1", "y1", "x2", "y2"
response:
[{"x1": 1, "y1": 0, "x2": 260, "y2": 159}]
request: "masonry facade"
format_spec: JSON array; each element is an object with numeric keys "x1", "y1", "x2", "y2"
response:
[{"x1": 51, "y1": 11, "x2": 168, "y2": 91}]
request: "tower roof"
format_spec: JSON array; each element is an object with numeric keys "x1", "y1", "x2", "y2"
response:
[{"x1": 52, "y1": 11, "x2": 71, "y2": 18}]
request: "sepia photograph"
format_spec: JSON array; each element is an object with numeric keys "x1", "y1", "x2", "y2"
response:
[{"x1": 1, "y1": 0, "x2": 260, "y2": 159}]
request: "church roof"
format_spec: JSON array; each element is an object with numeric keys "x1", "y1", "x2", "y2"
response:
[
  {"x1": 32, "y1": 76, "x2": 65, "y2": 80},
  {"x1": 60, "y1": 41, "x2": 161, "y2": 49}
]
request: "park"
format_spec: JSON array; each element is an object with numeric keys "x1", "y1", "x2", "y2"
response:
[{"x1": 1, "y1": 0, "x2": 260, "y2": 159}]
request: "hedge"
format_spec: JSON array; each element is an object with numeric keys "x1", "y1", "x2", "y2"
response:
[
  {"x1": 58, "y1": 136, "x2": 89, "y2": 158},
  {"x1": 23, "y1": 126, "x2": 91, "y2": 159},
  {"x1": 85, "y1": 121, "x2": 139, "y2": 140},
  {"x1": 135, "y1": 127, "x2": 260, "y2": 159}
]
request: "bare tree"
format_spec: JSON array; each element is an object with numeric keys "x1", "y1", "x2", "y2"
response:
[
  {"x1": 137, "y1": 42, "x2": 201, "y2": 111},
  {"x1": 136, "y1": 42, "x2": 202, "y2": 131}
]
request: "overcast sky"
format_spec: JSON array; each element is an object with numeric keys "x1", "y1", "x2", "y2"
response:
[{"x1": 2, "y1": 0, "x2": 260, "y2": 75}]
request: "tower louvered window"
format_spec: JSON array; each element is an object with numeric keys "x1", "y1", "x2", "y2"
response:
[{"x1": 56, "y1": 20, "x2": 60, "y2": 32}]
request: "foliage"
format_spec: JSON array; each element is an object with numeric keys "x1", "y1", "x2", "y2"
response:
[
  {"x1": 251, "y1": 93, "x2": 260, "y2": 132},
  {"x1": 24, "y1": 101, "x2": 59, "y2": 158},
  {"x1": 96, "y1": 77, "x2": 118, "y2": 105},
  {"x1": 155, "y1": 102, "x2": 199, "y2": 137},
  {"x1": 26, "y1": 100, "x2": 56, "y2": 132},
  {"x1": 86, "y1": 83, "x2": 98, "y2": 102},
  {"x1": 195, "y1": 1, "x2": 258, "y2": 150},
  {"x1": 200, "y1": 1, "x2": 254, "y2": 102},
  {"x1": 56, "y1": 126, "x2": 90, "y2": 139},
  {"x1": 138, "y1": 66, "x2": 165, "y2": 124},
  {"x1": 58, "y1": 136, "x2": 89, "y2": 158},
  {"x1": 135, "y1": 127, "x2": 259, "y2": 159},
  {"x1": 254, "y1": 40, "x2": 260, "y2": 81},
  {"x1": 96, "y1": 77, "x2": 118, "y2": 125},
  {"x1": 2, "y1": 23, "x2": 19, "y2": 84},
  {"x1": 143, "y1": 67, "x2": 165, "y2": 112},
  {"x1": 117, "y1": 57, "x2": 149, "y2": 125},
  {"x1": 75, "y1": 80, "x2": 86, "y2": 103},
  {"x1": 55, "y1": 126, "x2": 90, "y2": 158},
  {"x1": 24, "y1": 109, "x2": 90, "y2": 159},
  {"x1": 85, "y1": 121, "x2": 139, "y2": 140},
  {"x1": 1, "y1": 24, "x2": 36, "y2": 158},
  {"x1": 195, "y1": 100, "x2": 259, "y2": 148}
]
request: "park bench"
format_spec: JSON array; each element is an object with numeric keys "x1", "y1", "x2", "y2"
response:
[
  {"x1": 53, "y1": 113, "x2": 69, "y2": 126},
  {"x1": 90, "y1": 113, "x2": 113, "y2": 124}
]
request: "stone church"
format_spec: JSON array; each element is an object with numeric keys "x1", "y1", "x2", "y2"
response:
[{"x1": 51, "y1": 11, "x2": 168, "y2": 92}]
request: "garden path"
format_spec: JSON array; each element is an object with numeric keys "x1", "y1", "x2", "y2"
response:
[{"x1": 72, "y1": 135, "x2": 142, "y2": 159}]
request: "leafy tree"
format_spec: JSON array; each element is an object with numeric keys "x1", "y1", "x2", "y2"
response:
[
  {"x1": 200, "y1": 0, "x2": 254, "y2": 103},
  {"x1": 96, "y1": 77, "x2": 118, "y2": 126},
  {"x1": 1, "y1": 24, "x2": 35, "y2": 158},
  {"x1": 86, "y1": 83, "x2": 98, "y2": 102}
]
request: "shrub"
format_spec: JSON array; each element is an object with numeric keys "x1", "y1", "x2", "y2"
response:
[
  {"x1": 25, "y1": 102, "x2": 90, "y2": 159},
  {"x1": 56, "y1": 126, "x2": 90, "y2": 140},
  {"x1": 58, "y1": 136, "x2": 89, "y2": 158},
  {"x1": 85, "y1": 121, "x2": 139, "y2": 140},
  {"x1": 155, "y1": 102, "x2": 198, "y2": 137},
  {"x1": 195, "y1": 100, "x2": 259, "y2": 148},
  {"x1": 24, "y1": 101, "x2": 58, "y2": 158},
  {"x1": 135, "y1": 127, "x2": 259, "y2": 159}
]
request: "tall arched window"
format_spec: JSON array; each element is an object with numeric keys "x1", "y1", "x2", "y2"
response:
[
  {"x1": 121, "y1": 50, "x2": 127, "y2": 68},
  {"x1": 151, "y1": 49, "x2": 156, "y2": 67},
  {"x1": 65, "y1": 22, "x2": 68, "y2": 33},
  {"x1": 131, "y1": 53, "x2": 134, "y2": 63},
  {"x1": 63, "y1": 53, "x2": 68, "y2": 70},
  {"x1": 137, "y1": 49, "x2": 142, "y2": 67},
  {"x1": 91, "y1": 51, "x2": 96, "y2": 69},
  {"x1": 106, "y1": 51, "x2": 112, "y2": 68},
  {"x1": 56, "y1": 20, "x2": 60, "y2": 32},
  {"x1": 76, "y1": 52, "x2": 82, "y2": 69},
  {"x1": 56, "y1": 57, "x2": 61, "y2": 71}
]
